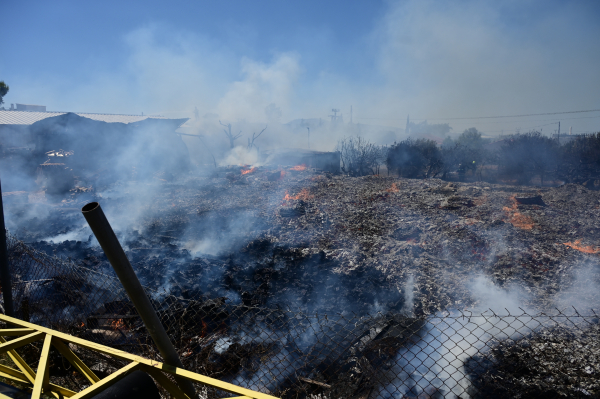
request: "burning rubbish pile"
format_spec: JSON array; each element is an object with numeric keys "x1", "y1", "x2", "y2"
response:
[{"x1": 4, "y1": 164, "x2": 600, "y2": 397}]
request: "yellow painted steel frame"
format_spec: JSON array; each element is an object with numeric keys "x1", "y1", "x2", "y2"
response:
[{"x1": 0, "y1": 314, "x2": 279, "y2": 399}]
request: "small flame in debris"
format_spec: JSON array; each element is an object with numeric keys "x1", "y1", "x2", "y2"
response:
[
  {"x1": 110, "y1": 318, "x2": 126, "y2": 330},
  {"x1": 386, "y1": 183, "x2": 400, "y2": 193},
  {"x1": 503, "y1": 196, "x2": 535, "y2": 230},
  {"x1": 562, "y1": 240, "x2": 600, "y2": 254},
  {"x1": 241, "y1": 166, "x2": 257, "y2": 175},
  {"x1": 201, "y1": 320, "x2": 208, "y2": 338},
  {"x1": 289, "y1": 164, "x2": 307, "y2": 171},
  {"x1": 283, "y1": 188, "x2": 314, "y2": 201},
  {"x1": 79, "y1": 322, "x2": 85, "y2": 328}
]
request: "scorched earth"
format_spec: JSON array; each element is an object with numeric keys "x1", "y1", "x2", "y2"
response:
[{"x1": 17, "y1": 166, "x2": 600, "y2": 317}]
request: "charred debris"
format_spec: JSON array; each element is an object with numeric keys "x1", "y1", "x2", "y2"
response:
[
  {"x1": 26, "y1": 167, "x2": 600, "y2": 314},
  {"x1": 6, "y1": 164, "x2": 600, "y2": 397},
  {"x1": 1, "y1": 113, "x2": 600, "y2": 396}
]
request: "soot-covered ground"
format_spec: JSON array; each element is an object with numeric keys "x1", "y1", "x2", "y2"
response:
[{"x1": 7, "y1": 166, "x2": 600, "y2": 317}]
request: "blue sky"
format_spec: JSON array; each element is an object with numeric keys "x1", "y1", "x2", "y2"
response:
[{"x1": 2, "y1": 0, "x2": 600, "y2": 134}]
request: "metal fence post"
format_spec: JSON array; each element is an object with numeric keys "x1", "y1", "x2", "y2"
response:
[
  {"x1": 0, "y1": 179, "x2": 14, "y2": 317},
  {"x1": 82, "y1": 202, "x2": 196, "y2": 398}
]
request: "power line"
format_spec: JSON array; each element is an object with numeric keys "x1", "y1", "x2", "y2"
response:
[
  {"x1": 437, "y1": 114, "x2": 600, "y2": 126},
  {"x1": 356, "y1": 108, "x2": 600, "y2": 121}
]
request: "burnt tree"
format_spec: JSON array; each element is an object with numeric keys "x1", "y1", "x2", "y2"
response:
[
  {"x1": 337, "y1": 136, "x2": 386, "y2": 176},
  {"x1": 387, "y1": 138, "x2": 443, "y2": 178},
  {"x1": 248, "y1": 125, "x2": 267, "y2": 150},
  {"x1": 499, "y1": 132, "x2": 559, "y2": 186},
  {"x1": 219, "y1": 121, "x2": 242, "y2": 149}
]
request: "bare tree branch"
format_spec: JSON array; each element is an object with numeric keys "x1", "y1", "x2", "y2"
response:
[
  {"x1": 248, "y1": 125, "x2": 267, "y2": 149},
  {"x1": 219, "y1": 120, "x2": 242, "y2": 148}
]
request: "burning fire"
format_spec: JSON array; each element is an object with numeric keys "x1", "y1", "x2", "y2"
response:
[
  {"x1": 283, "y1": 188, "x2": 314, "y2": 201},
  {"x1": 110, "y1": 318, "x2": 126, "y2": 330},
  {"x1": 289, "y1": 164, "x2": 307, "y2": 171},
  {"x1": 386, "y1": 183, "x2": 400, "y2": 193},
  {"x1": 241, "y1": 166, "x2": 257, "y2": 175},
  {"x1": 503, "y1": 196, "x2": 535, "y2": 230},
  {"x1": 562, "y1": 240, "x2": 600, "y2": 254}
]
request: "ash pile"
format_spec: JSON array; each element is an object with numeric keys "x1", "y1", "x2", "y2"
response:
[{"x1": 5, "y1": 164, "x2": 600, "y2": 398}]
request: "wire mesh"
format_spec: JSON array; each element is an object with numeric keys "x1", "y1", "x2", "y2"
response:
[{"x1": 3, "y1": 233, "x2": 599, "y2": 398}]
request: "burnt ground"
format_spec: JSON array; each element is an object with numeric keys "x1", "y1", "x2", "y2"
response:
[
  {"x1": 9, "y1": 166, "x2": 600, "y2": 316},
  {"x1": 5, "y1": 166, "x2": 600, "y2": 397}
]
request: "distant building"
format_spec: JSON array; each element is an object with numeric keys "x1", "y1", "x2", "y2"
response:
[{"x1": 16, "y1": 104, "x2": 46, "y2": 112}]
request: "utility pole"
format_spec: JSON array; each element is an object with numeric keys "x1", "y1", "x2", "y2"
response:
[
  {"x1": 558, "y1": 121, "x2": 560, "y2": 144},
  {"x1": 307, "y1": 127, "x2": 310, "y2": 150},
  {"x1": 0, "y1": 179, "x2": 14, "y2": 317},
  {"x1": 330, "y1": 109, "x2": 340, "y2": 123},
  {"x1": 350, "y1": 106, "x2": 353, "y2": 124}
]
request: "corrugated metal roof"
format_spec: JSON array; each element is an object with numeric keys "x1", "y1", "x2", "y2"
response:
[{"x1": 0, "y1": 111, "x2": 174, "y2": 125}]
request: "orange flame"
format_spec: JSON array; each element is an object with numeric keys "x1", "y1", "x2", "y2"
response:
[
  {"x1": 289, "y1": 164, "x2": 307, "y2": 171},
  {"x1": 562, "y1": 240, "x2": 600, "y2": 254},
  {"x1": 386, "y1": 183, "x2": 400, "y2": 193},
  {"x1": 110, "y1": 318, "x2": 126, "y2": 330},
  {"x1": 201, "y1": 320, "x2": 208, "y2": 338},
  {"x1": 503, "y1": 196, "x2": 535, "y2": 230},
  {"x1": 79, "y1": 322, "x2": 85, "y2": 328},
  {"x1": 241, "y1": 166, "x2": 257, "y2": 175},
  {"x1": 283, "y1": 188, "x2": 314, "y2": 201}
]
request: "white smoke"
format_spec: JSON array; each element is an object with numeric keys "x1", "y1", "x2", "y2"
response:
[{"x1": 216, "y1": 53, "x2": 300, "y2": 123}]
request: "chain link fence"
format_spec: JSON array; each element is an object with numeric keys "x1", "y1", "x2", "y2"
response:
[{"x1": 2, "y1": 233, "x2": 599, "y2": 398}]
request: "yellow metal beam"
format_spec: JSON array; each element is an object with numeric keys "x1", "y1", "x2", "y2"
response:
[
  {"x1": 53, "y1": 337, "x2": 100, "y2": 384},
  {"x1": 0, "y1": 336, "x2": 77, "y2": 398},
  {"x1": 0, "y1": 363, "x2": 30, "y2": 384},
  {"x1": 31, "y1": 334, "x2": 52, "y2": 399},
  {"x1": 69, "y1": 362, "x2": 140, "y2": 399},
  {"x1": 0, "y1": 314, "x2": 280, "y2": 399},
  {"x1": 0, "y1": 331, "x2": 44, "y2": 353},
  {"x1": 0, "y1": 335, "x2": 37, "y2": 383},
  {"x1": 0, "y1": 328, "x2": 36, "y2": 336},
  {"x1": 47, "y1": 382, "x2": 78, "y2": 398}
]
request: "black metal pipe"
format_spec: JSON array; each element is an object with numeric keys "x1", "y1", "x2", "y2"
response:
[
  {"x1": 81, "y1": 202, "x2": 196, "y2": 398},
  {"x1": 0, "y1": 179, "x2": 14, "y2": 317}
]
